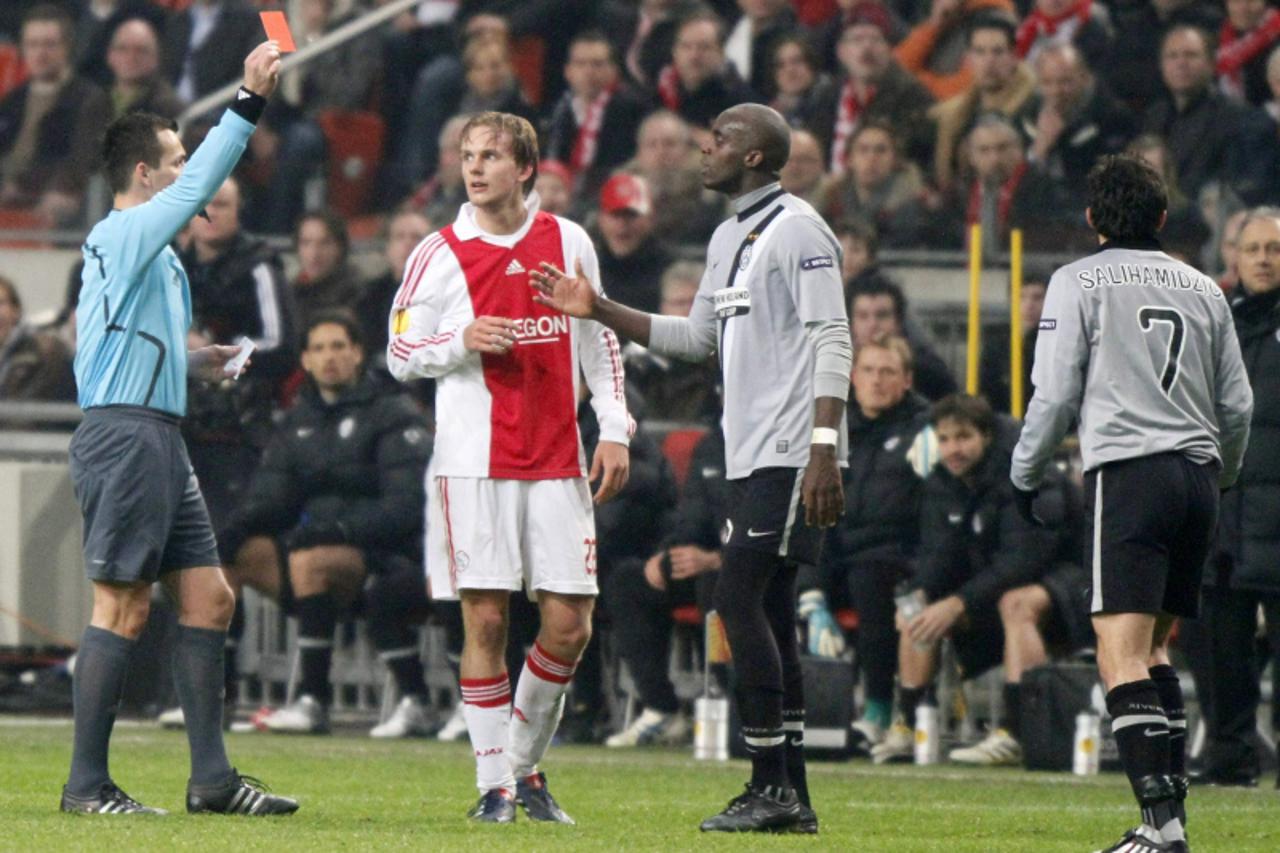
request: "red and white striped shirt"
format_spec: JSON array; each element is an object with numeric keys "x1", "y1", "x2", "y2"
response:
[{"x1": 387, "y1": 196, "x2": 633, "y2": 479}]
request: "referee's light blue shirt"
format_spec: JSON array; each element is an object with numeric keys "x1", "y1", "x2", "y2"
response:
[{"x1": 74, "y1": 110, "x2": 255, "y2": 417}]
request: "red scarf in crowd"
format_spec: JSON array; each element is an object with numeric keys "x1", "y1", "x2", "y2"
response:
[
  {"x1": 657, "y1": 65, "x2": 683, "y2": 111},
  {"x1": 1217, "y1": 9, "x2": 1280, "y2": 99},
  {"x1": 830, "y1": 79, "x2": 876, "y2": 171},
  {"x1": 568, "y1": 85, "x2": 615, "y2": 177},
  {"x1": 1015, "y1": 0, "x2": 1092, "y2": 58},
  {"x1": 966, "y1": 162, "x2": 1029, "y2": 237}
]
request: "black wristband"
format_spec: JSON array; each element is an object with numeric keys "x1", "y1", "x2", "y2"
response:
[{"x1": 229, "y1": 86, "x2": 267, "y2": 124}]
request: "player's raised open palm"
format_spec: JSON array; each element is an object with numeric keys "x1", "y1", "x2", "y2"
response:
[{"x1": 530, "y1": 259, "x2": 597, "y2": 318}]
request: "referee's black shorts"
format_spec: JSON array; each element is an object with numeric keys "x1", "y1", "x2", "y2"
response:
[
  {"x1": 722, "y1": 467, "x2": 823, "y2": 568},
  {"x1": 69, "y1": 406, "x2": 221, "y2": 584},
  {"x1": 1083, "y1": 451, "x2": 1218, "y2": 619}
]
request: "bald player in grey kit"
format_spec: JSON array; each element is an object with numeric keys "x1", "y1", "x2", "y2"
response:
[
  {"x1": 533, "y1": 103, "x2": 852, "y2": 834},
  {"x1": 1011, "y1": 154, "x2": 1253, "y2": 853}
]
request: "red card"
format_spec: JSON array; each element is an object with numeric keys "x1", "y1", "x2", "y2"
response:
[{"x1": 259, "y1": 11, "x2": 297, "y2": 53}]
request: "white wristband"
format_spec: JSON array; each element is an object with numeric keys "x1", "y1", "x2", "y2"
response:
[{"x1": 811, "y1": 427, "x2": 838, "y2": 446}]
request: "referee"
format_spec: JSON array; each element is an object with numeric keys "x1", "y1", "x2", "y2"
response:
[
  {"x1": 60, "y1": 43, "x2": 298, "y2": 816},
  {"x1": 533, "y1": 103, "x2": 852, "y2": 834},
  {"x1": 1010, "y1": 155, "x2": 1253, "y2": 853}
]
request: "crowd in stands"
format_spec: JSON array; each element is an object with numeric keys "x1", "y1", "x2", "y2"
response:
[{"x1": 2, "y1": 0, "x2": 1280, "y2": 781}]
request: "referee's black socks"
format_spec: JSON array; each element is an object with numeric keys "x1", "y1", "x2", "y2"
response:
[
  {"x1": 67, "y1": 625, "x2": 134, "y2": 796},
  {"x1": 1106, "y1": 679, "x2": 1185, "y2": 842},
  {"x1": 173, "y1": 625, "x2": 234, "y2": 786}
]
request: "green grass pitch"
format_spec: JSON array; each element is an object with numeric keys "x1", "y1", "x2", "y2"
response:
[{"x1": 2, "y1": 719, "x2": 1277, "y2": 851}]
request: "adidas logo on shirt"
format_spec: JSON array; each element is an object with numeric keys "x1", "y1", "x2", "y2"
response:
[{"x1": 505, "y1": 259, "x2": 526, "y2": 276}]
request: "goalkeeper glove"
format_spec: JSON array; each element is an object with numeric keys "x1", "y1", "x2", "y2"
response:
[{"x1": 797, "y1": 589, "x2": 846, "y2": 658}]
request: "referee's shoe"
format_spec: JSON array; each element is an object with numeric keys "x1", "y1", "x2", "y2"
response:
[
  {"x1": 186, "y1": 769, "x2": 299, "y2": 815},
  {"x1": 60, "y1": 781, "x2": 167, "y2": 815},
  {"x1": 700, "y1": 783, "x2": 805, "y2": 832}
]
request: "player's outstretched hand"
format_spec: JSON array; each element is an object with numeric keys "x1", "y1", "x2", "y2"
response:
[
  {"x1": 802, "y1": 446, "x2": 843, "y2": 528},
  {"x1": 243, "y1": 41, "x2": 282, "y2": 98},
  {"x1": 530, "y1": 259, "x2": 597, "y2": 318},
  {"x1": 464, "y1": 316, "x2": 517, "y2": 355},
  {"x1": 590, "y1": 440, "x2": 629, "y2": 504},
  {"x1": 188, "y1": 344, "x2": 247, "y2": 382}
]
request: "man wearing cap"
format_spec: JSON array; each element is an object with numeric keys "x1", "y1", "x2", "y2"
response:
[{"x1": 594, "y1": 173, "x2": 673, "y2": 315}]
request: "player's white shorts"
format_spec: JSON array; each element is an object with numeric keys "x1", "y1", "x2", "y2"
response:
[{"x1": 426, "y1": 476, "x2": 598, "y2": 600}]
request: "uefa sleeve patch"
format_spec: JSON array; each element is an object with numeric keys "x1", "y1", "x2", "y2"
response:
[
  {"x1": 800, "y1": 256, "x2": 834, "y2": 270},
  {"x1": 1039, "y1": 319, "x2": 1057, "y2": 331}
]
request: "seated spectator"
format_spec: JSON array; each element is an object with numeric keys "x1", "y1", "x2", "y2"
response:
[
  {"x1": 871, "y1": 394, "x2": 1087, "y2": 766},
  {"x1": 292, "y1": 210, "x2": 363, "y2": 326},
  {"x1": 779, "y1": 128, "x2": 827, "y2": 208},
  {"x1": 544, "y1": 30, "x2": 651, "y2": 206},
  {"x1": 598, "y1": 0, "x2": 702, "y2": 88},
  {"x1": 656, "y1": 9, "x2": 758, "y2": 128},
  {"x1": 181, "y1": 176, "x2": 297, "y2": 526},
  {"x1": 0, "y1": 4, "x2": 111, "y2": 225},
  {"x1": 534, "y1": 159, "x2": 574, "y2": 216},
  {"x1": 413, "y1": 114, "x2": 469, "y2": 226},
  {"x1": 356, "y1": 206, "x2": 433, "y2": 371},
  {"x1": 457, "y1": 32, "x2": 536, "y2": 125},
  {"x1": 295, "y1": 0, "x2": 382, "y2": 115},
  {"x1": 818, "y1": 119, "x2": 931, "y2": 249},
  {"x1": 931, "y1": 12, "x2": 1035, "y2": 190},
  {"x1": 1126, "y1": 133, "x2": 1212, "y2": 272},
  {"x1": 723, "y1": 0, "x2": 798, "y2": 97},
  {"x1": 217, "y1": 313, "x2": 436, "y2": 737},
  {"x1": 623, "y1": 260, "x2": 721, "y2": 423},
  {"x1": 821, "y1": 11, "x2": 935, "y2": 172},
  {"x1": 850, "y1": 271, "x2": 958, "y2": 401},
  {"x1": 798, "y1": 335, "x2": 931, "y2": 756},
  {"x1": 105, "y1": 16, "x2": 183, "y2": 120},
  {"x1": 943, "y1": 113, "x2": 1089, "y2": 254},
  {"x1": 73, "y1": 0, "x2": 168, "y2": 88},
  {"x1": 603, "y1": 422, "x2": 725, "y2": 747},
  {"x1": 767, "y1": 32, "x2": 838, "y2": 151},
  {"x1": 978, "y1": 266, "x2": 1048, "y2": 414},
  {"x1": 623, "y1": 110, "x2": 727, "y2": 246},
  {"x1": 895, "y1": 0, "x2": 1017, "y2": 102},
  {"x1": 810, "y1": 0, "x2": 909, "y2": 72},
  {"x1": 833, "y1": 217, "x2": 878, "y2": 288},
  {"x1": 1016, "y1": 44, "x2": 1134, "y2": 211},
  {"x1": 161, "y1": 0, "x2": 260, "y2": 107},
  {"x1": 1217, "y1": 0, "x2": 1280, "y2": 106},
  {"x1": 594, "y1": 173, "x2": 673, "y2": 315},
  {"x1": 1102, "y1": 0, "x2": 1222, "y2": 111},
  {"x1": 0, "y1": 274, "x2": 76, "y2": 402},
  {"x1": 1013, "y1": 0, "x2": 1113, "y2": 69},
  {"x1": 1143, "y1": 25, "x2": 1280, "y2": 207}
]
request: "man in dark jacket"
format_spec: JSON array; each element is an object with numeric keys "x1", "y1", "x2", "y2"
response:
[
  {"x1": 872, "y1": 394, "x2": 1086, "y2": 766},
  {"x1": 593, "y1": 173, "x2": 673, "y2": 315},
  {"x1": 544, "y1": 30, "x2": 651, "y2": 208},
  {"x1": 1194, "y1": 208, "x2": 1280, "y2": 787},
  {"x1": 603, "y1": 421, "x2": 724, "y2": 747},
  {"x1": 217, "y1": 312, "x2": 434, "y2": 737},
  {"x1": 161, "y1": 0, "x2": 260, "y2": 105},
  {"x1": 798, "y1": 335, "x2": 931, "y2": 756},
  {"x1": 849, "y1": 271, "x2": 957, "y2": 402},
  {"x1": 655, "y1": 9, "x2": 758, "y2": 128}
]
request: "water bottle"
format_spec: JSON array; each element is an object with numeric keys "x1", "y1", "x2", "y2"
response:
[
  {"x1": 914, "y1": 704, "x2": 940, "y2": 765},
  {"x1": 1073, "y1": 711, "x2": 1101, "y2": 775},
  {"x1": 693, "y1": 695, "x2": 729, "y2": 761}
]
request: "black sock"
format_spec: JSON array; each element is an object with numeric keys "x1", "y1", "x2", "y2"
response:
[
  {"x1": 1002, "y1": 682, "x2": 1022, "y2": 740},
  {"x1": 783, "y1": 707, "x2": 808, "y2": 807},
  {"x1": 899, "y1": 685, "x2": 926, "y2": 730},
  {"x1": 738, "y1": 685, "x2": 787, "y2": 790},
  {"x1": 173, "y1": 625, "x2": 235, "y2": 786},
  {"x1": 225, "y1": 598, "x2": 244, "y2": 702},
  {"x1": 1149, "y1": 664, "x2": 1187, "y2": 825},
  {"x1": 1107, "y1": 680, "x2": 1183, "y2": 841},
  {"x1": 67, "y1": 626, "x2": 134, "y2": 797},
  {"x1": 382, "y1": 649, "x2": 428, "y2": 700},
  {"x1": 295, "y1": 594, "x2": 335, "y2": 706}
]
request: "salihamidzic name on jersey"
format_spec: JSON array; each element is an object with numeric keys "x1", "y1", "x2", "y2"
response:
[{"x1": 1075, "y1": 262, "x2": 1222, "y2": 298}]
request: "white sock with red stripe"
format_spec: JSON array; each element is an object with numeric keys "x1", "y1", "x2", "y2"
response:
[
  {"x1": 460, "y1": 673, "x2": 515, "y2": 793},
  {"x1": 508, "y1": 641, "x2": 576, "y2": 778}
]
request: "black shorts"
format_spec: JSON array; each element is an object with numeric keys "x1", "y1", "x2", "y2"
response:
[
  {"x1": 1083, "y1": 452, "x2": 1218, "y2": 619},
  {"x1": 70, "y1": 406, "x2": 221, "y2": 584},
  {"x1": 722, "y1": 467, "x2": 822, "y2": 568}
]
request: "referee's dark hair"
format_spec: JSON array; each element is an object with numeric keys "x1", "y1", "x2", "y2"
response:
[
  {"x1": 930, "y1": 392, "x2": 996, "y2": 438},
  {"x1": 303, "y1": 309, "x2": 363, "y2": 351},
  {"x1": 103, "y1": 112, "x2": 178, "y2": 195},
  {"x1": 1086, "y1": 154, "x2": 1168, "y2": 243}
]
